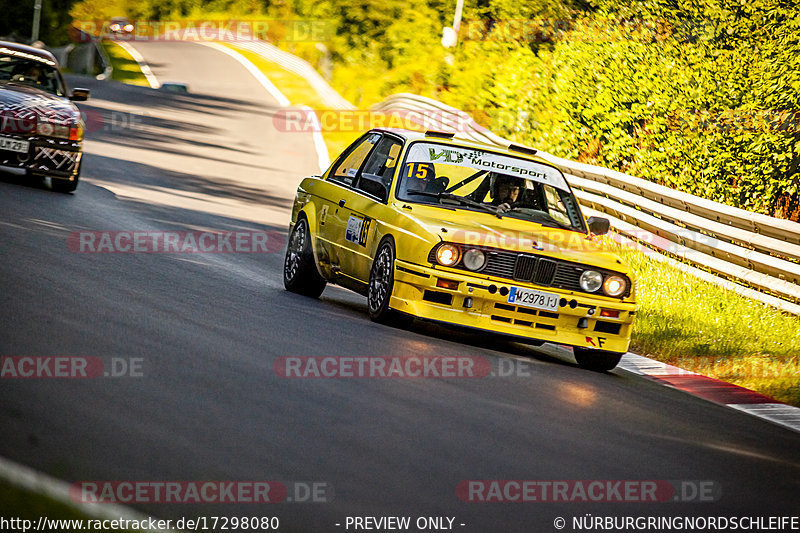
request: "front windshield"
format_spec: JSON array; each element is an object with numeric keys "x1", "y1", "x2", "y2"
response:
[
  {"x1": 0, "y1": 51, "x2": 65, "y2": 96},
  {"x1": 397, "y1": 141, "x2": 586, "y2": 232}
]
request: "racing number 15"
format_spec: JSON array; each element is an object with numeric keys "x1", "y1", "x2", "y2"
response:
[{"x1": 405, "y1": 163, "x2": 432, "y2": 180}]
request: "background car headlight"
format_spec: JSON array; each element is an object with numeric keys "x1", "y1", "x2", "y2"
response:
[
  {"x1": 435, "y1": 244, "x2": 461, "y2": 267},
  {"x1": 579, "y1": 270, "x2": 603, "y2": 292},
  {"x1": 462, "y1": 248, "x2": 486, "y2": 271},
  {"x1": 603, "y1": 275, "x2": 627, "y2": 297}
]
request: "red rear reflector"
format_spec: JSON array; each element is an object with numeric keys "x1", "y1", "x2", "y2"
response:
[
  {"x1": 436, "y1": 278, "x2": 459, "y2": 290},
  {"x1": 600, "y1": 309, "x2": 620, "y2": 318}
]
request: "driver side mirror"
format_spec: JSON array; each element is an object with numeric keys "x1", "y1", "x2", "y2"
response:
[
  {"x1": 70, "y1": 88, "x2": 90, "y2": 102},
  {"x1": 587, "y1": 216, "x2": 610, "y2": 236},
  {"x1": 357, "y1": 173, "x2": 389, "y2": 202}
]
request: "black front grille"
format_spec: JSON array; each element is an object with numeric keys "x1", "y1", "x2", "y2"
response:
[
  {"x1": 551, "y1": 264, "x2": 583, "y2": 291},
  {"x1": 429, "y1": 244, "x2": 630, "y2": 297},
  {"x1": 534, "y1": 259, "x2": 557, "y2": 285},
  {"x1": 482, "y1": 252, "x2": 516, "y2": 278},
  {"x1": 513, "y1": 255, "x2": 537, "y2": 281},
  {"x1": 511, "y1": 255, "x2": 562, "y2": 288}
]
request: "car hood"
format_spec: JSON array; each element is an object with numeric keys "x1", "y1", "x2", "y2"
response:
[
  {"x1": 397, "y1": 203, "x2": 630, "y2": 273},
  {"x1": 0, "y1": 82, "x2": 78, "y2": 122}
]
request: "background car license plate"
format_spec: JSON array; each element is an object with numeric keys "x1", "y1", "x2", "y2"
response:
[
  {"x1": 0, "y1": 136, "x2": 29, "y2": 153},
  {"x1": 508, "y1": 287, "x2": 559, "y2": 312}
]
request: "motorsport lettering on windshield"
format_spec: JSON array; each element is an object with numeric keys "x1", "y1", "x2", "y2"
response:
[{"x1": 407, "y1": 142, "x2": 569, "y2": 191}]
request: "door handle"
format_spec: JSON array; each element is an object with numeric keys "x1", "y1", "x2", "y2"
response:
[{"x1": 338, "y1": 199, "x2": 346, "y2": 207}]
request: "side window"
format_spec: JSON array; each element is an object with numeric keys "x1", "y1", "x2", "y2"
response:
[
  {"x1": 544, "y1": 186, "x2": 572, "y2": 225},
  {"x1": 361, "y1": 137, "x2": 402, "y2": 178},
  {"x1": 356, "y1": 136, "x2": 403, "y2": 200},
  {"x1": 330, "y1": 133, "x2": 381, "y2": 187}
]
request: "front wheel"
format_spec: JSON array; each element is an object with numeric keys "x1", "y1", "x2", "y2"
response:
[
  {"x1": 573, "y1": 347, "x2": 623, "y2": 372},
  {"x1": 283, "y1": 217, "x2": 326, "y2": 298},
  {"x1": 367, "y1": 240, "x2": 411, "y2": 326}
]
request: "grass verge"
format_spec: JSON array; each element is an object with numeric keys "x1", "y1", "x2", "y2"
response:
[
  {"x1": 99, "y1": 41, "x2": 150, "y2": 87},
  {"x1": 219, "y1": 41, "x2": 800, "y2": 408},
  {"x1": 612, "y1": 240, "x2": 800, "y2": 406},
  {"x1": 0, "y1": 480, "x2": 140, "y2": 532}
]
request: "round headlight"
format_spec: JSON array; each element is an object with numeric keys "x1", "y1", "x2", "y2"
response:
[
  {"x1": 579, "y1": 270, "x2": 603, "y2": 292},
  {"x1": 435, "y1": 244, "x2": 461, "y2": 267},
  {"x1": 603, "y1": 275, "x2": 627, "y2": 297},
  {"x1": 462, "y1": 248, "x2": 486, "y2": 271}
]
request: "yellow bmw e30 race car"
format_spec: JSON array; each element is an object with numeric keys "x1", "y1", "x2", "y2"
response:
[{"x1": 284, "y1": 128, "x2": 636, "y2": 371}]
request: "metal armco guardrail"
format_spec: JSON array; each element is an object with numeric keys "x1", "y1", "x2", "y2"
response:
[{"x1": 374, "y1": 93, "x2": 800, "y2": 315}]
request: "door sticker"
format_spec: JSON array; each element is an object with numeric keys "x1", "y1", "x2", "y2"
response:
[{"x1": 345, "y1": 215, "x2": 370, "y2": 246}]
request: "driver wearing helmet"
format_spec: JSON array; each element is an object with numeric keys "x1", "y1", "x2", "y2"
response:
[{"x1": 490, "y1": 173, "x2": 525, "y2": 212}]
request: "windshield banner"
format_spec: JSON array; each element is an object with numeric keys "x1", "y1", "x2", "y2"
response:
[{"x1": 406, "y1": 142, "x2": 569, "y2": 191}]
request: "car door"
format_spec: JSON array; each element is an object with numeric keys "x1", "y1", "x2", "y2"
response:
[
  {"x1": 338, "y1": 134, "x2": 404, "y2": 283},
  {"x1": 313, "y1": 132, "x2": 381, "y2": 275}
]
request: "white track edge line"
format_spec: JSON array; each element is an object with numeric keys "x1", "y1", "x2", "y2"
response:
[
  {"x1": 300, "y1": 105, "x2": 330, "y2": 173},
  {"x1": 617, "y1": 353, "x2": 800, "y2": 434},
  {"x1": 114, "y1": 41, "x2": 161, "y2": 89}
]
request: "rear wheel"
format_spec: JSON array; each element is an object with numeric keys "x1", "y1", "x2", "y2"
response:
[
  {"x1": 50, "y1": 162, "x2": 81, "y2": 193},
  {"x1": 51, "y1": 176, "x2": 79, "y2": 193},
  {"x1": 283, "y1": 217, "x2": 326, "y2": 298},
  {"x1": 368, "y1": 240, "x2": 411, "y2": 326},
  {"x1": 573, "y1": 347, "x2": 623, "y2": 372}
]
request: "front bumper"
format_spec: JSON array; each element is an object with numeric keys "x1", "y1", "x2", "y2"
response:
[
  {"x1": 391, "y1": 259, "x2": 636, "y2": 353},
  {"x1": 0, "y1": 136, "x2": 82, "y2": 179}
]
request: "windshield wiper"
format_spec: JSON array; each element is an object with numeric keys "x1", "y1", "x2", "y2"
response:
[{"x1": 407, "y1": 191, "x2": 504, "y2": 218}]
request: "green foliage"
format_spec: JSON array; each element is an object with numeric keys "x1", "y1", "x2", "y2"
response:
[
  {"x1": 0, "y1": 0, "x2": 81, "y2": 45},
  {"x1": 308, "y1": 0, "x2": 800, "y2": 219}
]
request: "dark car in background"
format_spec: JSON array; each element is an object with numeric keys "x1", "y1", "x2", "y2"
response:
[{"x1": 0, "y1": 41, "x2": 89, "y2": 193}]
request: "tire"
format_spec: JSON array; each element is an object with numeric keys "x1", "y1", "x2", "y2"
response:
[
  {"x1": 51, "y1": 176, "x2": 78, "y2": 193},
  {"x1": 367, "y1": 240, "x2": 412, "y2": 326},
  {"x1": 283, "y1": 217, "x2": 326, "y2": 298},
  {"x1": 573, "y1": 347, "x2": 623, "y2": 372},
  {"x1": 51, "y1": 161, "x2": 81, "y2": 193}
]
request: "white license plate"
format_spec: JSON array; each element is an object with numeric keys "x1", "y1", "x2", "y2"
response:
[
  {"x1": 507, "y1": 286, "x2": 560, "y2": 312},
  {"x1": 0, "y1": 136, "x2": 29, "y2": 153}
]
